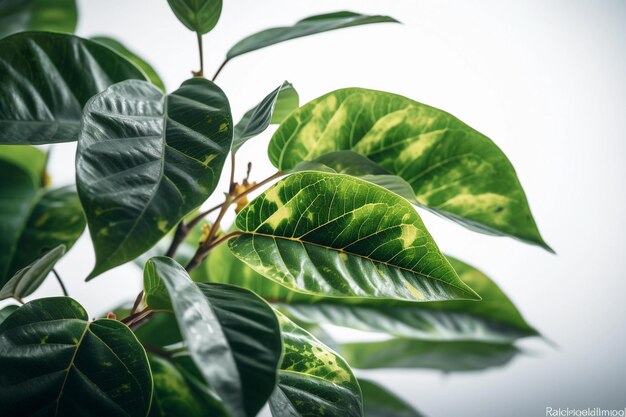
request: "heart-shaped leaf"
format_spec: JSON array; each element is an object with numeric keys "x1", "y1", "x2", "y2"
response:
[
  {"x1": 0, "y1": 32, "x2": 147, "y2": 144},
  {"x1": 225, "y1": 11, "x2": 398, "y2": 62},
  {"x1": 91, "y1": 36, "x2": 165, "y2": 92},
  {"x1": 76, "y1": 78, "x2": 233, "y2": 279},
  {"x1": 359, "y1": 379, "x2": 424, "y2": 417},
  {"x1": 340, "y1": 338, "x2": 520, "y2": 372},
  {"x1": 281, "y1": 257, "x2": 537, "y2": 344},
  {"x1": 0, "y1": 158, "x2": 85, "y2": 289},
  {"x1": 228, "y1": 171, "x2": 478, "y2": 302},
  {"x1": 232, "y1": 81, "x2": 299, "y2": 154},
  {"x1": 167, "y1": 0, "x2": 222, "y2": 34},
  {"x1": 269, "y1": 313, "x2": 362, "y2": 417},
  {"x1": 144, "y1": 256, "x2": 282, "y2": 417},
  {"x1": 269, "y1": 88, "x2": 551, "y2": 251},
  {"x1": 0, "y1": 244, "x2": 65, "y2": 301},
  {"x1": 0, "y1": 297, "x2": 153, "y2": 416},
  {"x1": 0, "y1": 0, "x2": 77, "y2": 39}
]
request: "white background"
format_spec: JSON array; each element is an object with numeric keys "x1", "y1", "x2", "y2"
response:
[{"x1": 10, "y1": 1, "x2": 626, "y2": 416}]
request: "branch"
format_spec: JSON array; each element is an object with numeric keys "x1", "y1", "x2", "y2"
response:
[
  {"x1": 185, "y1": 231, "x2": 242, "y2": 272},
  {"x1": 212, "y1": 59, "x2": 229, "y2": 81},
  {"x1": 51, "y1": 269, "x2": 68, "y2": 297}
]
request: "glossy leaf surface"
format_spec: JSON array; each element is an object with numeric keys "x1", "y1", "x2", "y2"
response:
[
  {"x1": 167, "y1": 0, "x2": 222, "y2": 34},
  {"x1": 269, "y1": 313, "x2": 362, "y2": 417},
  {"x1": 0, "y1": 32, "x2": 147, "y2": 144},
  {"x1": 0, "y1": 0, "x2": 77, "y2": 38},
  {"x1": 77, "y1": 78, "x2": 232, "y2": 279},
  {"x1": 232, "y1": 81, "x2": 299, "y2": 153},
  {"x1": 282, "y1": 257, "x2": 537, "y2": 343},
  {"x1": 144, "y1": 256, "x2": 282, "y2": 417},
  {"x1": 0, "y1": 158, "x2": 85, "y2": 288},
  {"x1": 359, "y1": 379, "x2": 424, "y2": 417},
  {"x1": 269, "y1": 88, "x2": 550, "y2": 250},
  {"x1": 341, "y1": 338, "x2": 520, "y2": 372},
  {"x1": 0, "y1": 244, "x2": 65, "y2": 301},
  {"x1": 92, "y1": 36, "x2": 165, "y2": 91},
  {"x1": 227, "y1": 11, "x2": 398, "y2": 61},
  {"x1": 229, "y1": 171, "x2": 478, "y2": 301},
  {"x1": 0, "y1": 297, "x2": 152, "y2": 416}
]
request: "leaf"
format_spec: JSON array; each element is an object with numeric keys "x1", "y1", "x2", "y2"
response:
[
  {"x1": 144, "y1": 256, "x2": 282, "y2": 417},
  {"x1": 232, "y1": 81, "x2": 299, "y2": 154},
  {"x1": 340, "y1": 338, "x2": 520, "y2": 372},
  {"x1": 0, "y1": 297, "x2": 153, "y2": 416},
  {"x1": 0, "y1": 32, "x2": 147, "y2": 144},
  {"x1": 76, "y1": 78, "x2": 233, "y2": 279},
  {"x1": 359, "y1": 379, "x2": 424, "y2": 417},
  {"x1": 0, "y1": 0, "x2": 77, "y2": 39},
  {"x1": 149, "y1": 355, "x2": 226, "y2": 417},
  {"x1": 0, "y1": 159, "x2": 85, "y2": 288},
  {"x1": 226, "y1": 11, "x2": 398, "y2": 61},
  {"x1": 269, "y1": 88, "x2": 551, "y2": 250},
  {"x1": 0, "y1": 244, "x2": 65, "y2": 301},
  {"x1": 0, "y1": 305, "x2": 18, "y2": 324},
  {"x1": 111, "y1": 306, "x2": 182, "y2": 348},
  {"x1": 0, "y1": 145, "x2": 47, "y2": 187},
  {"x1": 281, "y1": 257, "x2": 537, "y2": 344},
  {"x1": 228, "y1": 171, "x2": 478, "y2": 302},
  {"x1": 91, "y1": 36, "x2": 165, "y2": 92},
  {"x1": 269, "y1": 313, "x2": 363, "y2": 417},
  {"x1": 167, "y1": 0, "x2": 222, "y2": 34}
]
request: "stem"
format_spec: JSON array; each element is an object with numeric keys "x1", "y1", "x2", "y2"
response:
[
  {"x1": 194, "y1": 32, "x2": 204, "y2": 77},
  {"x1": 121, "y1": 307, "x2": 150, "y2": 326},
  {"x1": 187, "y1": 203, "x2": 222, "y2": 229},
  {"x1": 142, "y1": 343, "x2": 172, "y2": 358},
  {"x1": 52, "y1": 269, "x2": 68, "y2": 297},
  {"x1": 165, "y1": 222, "x2": 188, "y2": 258},
  {"x1": 130, "y1": 290, "x2": 144, "y2": 316},
  {"x1": 185, "y1": 231, "x2": 242, "y2": 272},
  {"x1": 229, "y1": 153, "x2": 236, "y2": 193},
  {"x1": 212, "y1": 59, "x2": 229, "y2": 81},
  {"x1": 232, "y1": 171, "x2": 283, "y2": 205}
]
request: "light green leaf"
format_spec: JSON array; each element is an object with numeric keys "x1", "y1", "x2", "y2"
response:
[
  {"x1": 91, "y1": 36, "x2": 165, "y2": 92},
  {"x1": 232, "y1": 81, "x2": 299, "y2": 154},
  {"x1": 359, "y1": 379, "x2": 424, "y2": 417},
  {"x1": 0, "y1": 305, "x2": 18, "y2": 324},
  {"x1": 149, "y1": 355, "x2": 227, "y2": 417},
  {"x1": 0, "y1": 297, "x2": 153, "y2": 416},
  {"x1": 226, "y1": 11, "x2": 398, "y2": 61},
  {"x1": 341, "y1": 338, "x2": 520, "y2": 372},
  {"x1": 269, "y1": 313, "x2": 362, "y2": 417},
  {"x1": 144, "y1": 256, "x2": 282, "y2": 417},
  {"x1": 0, "y1": 0, "x2": 77, "y2": 39},
  {"x1": 0, "y1": 145, "x2": 47, "y2": 187},
  {"x1": 281, "y1": 257, "x2": 537, "y2": 344},
  {"x1": 0, "y1": 32, "x2": 147, "y2": 144},
  {"x1": 269, "y1": 88, "x2": 551, "y2": 250},
  {"x1": 76, "y1": 78, "x2": 233, "y2": 279},
  {"x1": 0, "y1": 244, "x2": 65, "y2": 301},
  {"x1": 0, "y1": 159, "x2": 85, "y2": 289},
  {"x1": 229, "y1": 171, "x2": 478, "y2": 302},
  {"x1": 167, "y1": 0, "x2": 222, "y2": 34}
]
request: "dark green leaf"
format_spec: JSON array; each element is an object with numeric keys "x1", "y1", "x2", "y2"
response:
[
  {"x1": 269, "y1": 88, "x2": 551, "y2": 250},
  {"x1": 76, "y1": 78, "x2": 232, "y2": 279},
  {"x1": 0, "y1": 159, "x2": 85, "y2": 288},
  {"x1": 232, "y1": 81, "x2": 299, "y2": 153},
  {"x1": 0, "y1": 297, "x2": 153, "y2": 416},
  {"x1": 0, "y1": 244, "x2": 65, "y2": 301},
  {"x1": 270, "y1": 313, "x2": 362, "y2": 417},
  {"x1": 91, "y1": 36, "x2": 165, "y2": 92},
  {"x1": 149, "y1": 355, "x2": 226, "y2": 417},
  {"x1": 226, "y1": 11, "x2": 398, "y2": 61},
  {"x1": 0, "y1": 32, "x2": 147, "y2": 144},
  {"x1": 341, "y1": 338, "x2": 520, "y2": 372},
  {"x1": 0, "y1": 145, "x2": 47, "y2": 187},
  {"x1": 144, "y1": 256, "x2": 282, "y2": 417},
  {"x1": 111, "y1": 306, "x2": 182, "y2": 348},
  {"x1": 0, "y1": 305, "x2": 18, "y2": 324},
  {"x1": 0, "y1": 0, "x2": 77, "y2": 39},
  {"x1": 359, "y1": 379, "x2": 424, "y2": 417},
  {"x1": 281, "y1": 257, "x2": 537, "y2": 344},
  {"x1": 167, "y1": 0, "x2": 222, "y2": 34},
  {"x1": 229, "y1": 171, "x2": 478, "y2": 301}
]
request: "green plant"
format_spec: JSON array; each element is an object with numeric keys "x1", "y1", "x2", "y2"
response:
[{"x1": 0, "y1": 2, "x2": 552, "y2": 416}]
